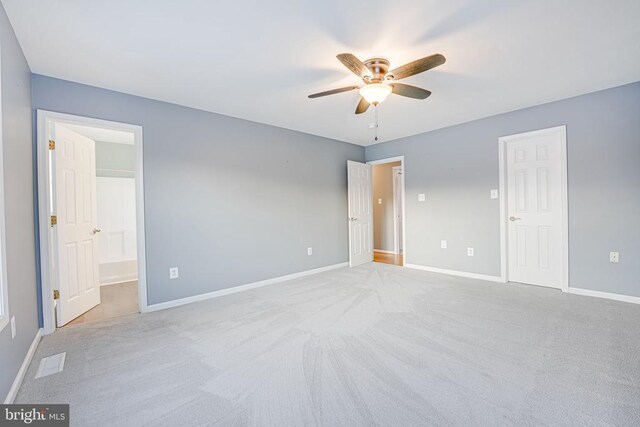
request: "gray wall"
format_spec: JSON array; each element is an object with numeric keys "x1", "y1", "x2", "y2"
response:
[
  {"x1": 372, "y1": 161, "x2": 400, "y2": 252},
  {"x1": 31, "y1": 75, "x2": 364, "y2": 305},
  {"x1": 366, "y1": 82, "x2": 640, "y2": 297},
  {"x1": 96, "y1": 141, "x2": 135, "y2": 178},
  {"x1": 0, "y1": 4, "x2": 39, "y2": 400}
]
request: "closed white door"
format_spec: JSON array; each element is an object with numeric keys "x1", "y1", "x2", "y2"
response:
[
  {"x1": 347, "y1": 161, "x2": 373, "y2": 267},
  {"x1": 53, "y1": 124, "x2": 101, "y2": 326},
  {"x1": 392, "y1": 166, "x2": 403, "y2": 255},
  {"x1": 506, "y1": 127, "x2": 566, "y2": 289}
]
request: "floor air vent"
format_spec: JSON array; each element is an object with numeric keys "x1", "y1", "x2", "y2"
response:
[{"x1": 35, "y1": 352, "x2": 66, "y2": 379}]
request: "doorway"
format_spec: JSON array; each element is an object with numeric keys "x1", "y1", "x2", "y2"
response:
[
  {"x1": 498, "y1": 125, "x2": 568, "y2": 290},
  {"x1": 347, "y1": 157, "x2": 405, "y2": 267},
  {"x1": 37, "y1": 111, "x2": 147, "y2": 334},
  {"x1": 371, "y1": 160, "x2": 403, "y2": 266}
]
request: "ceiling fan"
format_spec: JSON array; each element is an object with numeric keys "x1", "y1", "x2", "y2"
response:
[{"x1": 308, "y1": 53, "x2": 446, "y2": 114}]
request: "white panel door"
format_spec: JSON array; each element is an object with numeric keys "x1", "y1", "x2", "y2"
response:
[
  {"x1": 53, "y1": 124, "x2": 100, "y2": 326},
  {"x1": 506, "y1": 127, "x2": 565, "y2": 289},
  {"x1": 347, "y1": 161, "x2": 373, "y2": 267}
]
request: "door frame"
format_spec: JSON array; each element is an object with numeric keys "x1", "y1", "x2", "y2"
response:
[
  {"x1": 498, "y1": 125, "x2": 569, "y2": 291},
  {"x1": 391, "y1": 165, "x2": 403, "y2": 255},
  {"x1": 37, "y1": 110, "x2": 148, "y2": 335},
  {"x1": 367, "y1": 156, "x2": 406, "y2": 265}
]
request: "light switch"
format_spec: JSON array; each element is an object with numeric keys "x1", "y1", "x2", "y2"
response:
[
  {"x1": 418, "y1": 193, "x2": 426, "y2": 202},
  {"x1": 467, "y1": 247, "x2": 474, "y2": 257},
  {"x1": 440, "y1": 240, "x2": 447, "y2": 249},
  {"x1": 490, "y1": 189, "x2": 499, "y2": 199},
  {"x1": 169, "y1": 267, "x2": 179, "y2": 279},
  {"x1": 378, "y1": 198, "x2": 382, "y2": 205},
  {"x1": 307, "y1": 247, "x2": 313, "y2": 256}
]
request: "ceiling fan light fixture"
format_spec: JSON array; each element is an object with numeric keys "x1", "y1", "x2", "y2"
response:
[{"x1": 359, "y1": 83, "x2": 392, "y2": 106}]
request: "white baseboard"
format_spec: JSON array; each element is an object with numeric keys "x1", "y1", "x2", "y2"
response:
[
  {"x1": 4, "y1": 328, "x2": 43, "y2": 404},
  {"x1": 404, "y1": 263, "x2": 639, "y2": 304},
  {"x1": 567, "y1": 287, "x2": 640, "y2": 305},
  {"x1": 145, "y1": 262, "x2": 349, "y2": 313},
  {"x1": 404, "y1": 263, "x2": 506, "y2": 283},
  {"x1": 374, "y1": 249, "x2": 396, "y2": 254}
]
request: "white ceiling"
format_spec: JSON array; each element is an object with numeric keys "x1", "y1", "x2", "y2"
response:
[
  {"x1": 62, "y1": 123, "x2": 134, "y2": 145},
  {"x1": 4, "y1": 0, "x2": 640, "y2": 146}
]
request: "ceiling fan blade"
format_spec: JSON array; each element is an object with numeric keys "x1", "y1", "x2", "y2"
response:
[
  {"x1": 355, "y1": 97, "x2": 370, "y2": 114},
  {"x1": 391, "y1": 83, "x2": 432, "y2": 99},
  {"x1": 387, "y1": 54, "x2": 446, "y2": 80},
  {"x1": 337, "y1": 53, "x2": 372, "y2": 79},
  {"x1": 308, "y1": 86, "x2": 360, "y2": 98}
]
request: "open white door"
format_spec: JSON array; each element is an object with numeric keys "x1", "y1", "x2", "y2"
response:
[
  {"x1": 53, "y1": 124, "x2": 101, "y2": 326},
  {"x1": 347, "y1": 161, "x2": 373, "y2": 267}
]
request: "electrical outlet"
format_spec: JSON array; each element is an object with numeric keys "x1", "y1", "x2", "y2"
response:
[
  {"x1": 418, "y1": 193, "x2": 426, "y2": 202},
  {"x1": 490, "y1": 189, "x2": 499, "y2": 199},
  {"x1": 307, "y1": 247, "x2": 313, "y2": 256},
  {"x1": 467, "y1": 247, "x2": 474, "y2": 257},
  {"x1": 169, "y1": 267, "x2": 179, "y2": 279},
  {"x1": 440, "y1": 240, "x2": 447, "y2": 249},
  {"x1": 10, "y1": 316, "x2": 16, "y2": 339},
  {"x1": 609, "y1": 251, "x2": 619, "y2": 263}
]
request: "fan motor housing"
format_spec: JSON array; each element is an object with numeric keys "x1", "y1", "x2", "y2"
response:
[{"x1": 364, "y1": 58, "x2": 390, "y2": 83}]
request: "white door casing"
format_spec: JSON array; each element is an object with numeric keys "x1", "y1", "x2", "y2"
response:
[
  {"x1": 53, "y1": 124, "x2": 101, "y2": 325},
  {"x1": 392, "y1": 166, "x2": 403, "y2": 255},
  {"x1": 347, "y1": 161, "x2": 373, "y2": 267},
  {"x1": 38, "y1": 110, "x2": 146, "y2": 335},
  {"x1": 503, "y1": 126, "x2": 567, "y2": 289}
]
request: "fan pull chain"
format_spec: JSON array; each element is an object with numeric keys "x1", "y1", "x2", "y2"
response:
[{"x1": 374, "y1": 106, "x2": 379, "y2": 142}]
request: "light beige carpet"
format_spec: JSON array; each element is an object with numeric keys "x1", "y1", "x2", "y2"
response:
[{"x1": 17, "y1": 263, "x2": 640, "y2": 426}]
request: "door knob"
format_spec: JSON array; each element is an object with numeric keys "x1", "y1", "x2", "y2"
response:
[
  {"x1": 92, "y1": 228, "x2": 101, "y2": 234},
  {"x1": 349, "y1": 217, "x2": 359, "y2": 222},
  {"x1": 509, "y1": 216, "x2": 521, "y2": 222}
]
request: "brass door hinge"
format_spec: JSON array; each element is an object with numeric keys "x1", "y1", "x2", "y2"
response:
[
  {"x1": 49, "y1": 139, "x2": 55, "y2": 150},
  {"x1": 50, "y1": 215, "x2": 57, "y2": 226},
  {"x1": 53, "y1": 289, "x2": 60, "y2": 300}
]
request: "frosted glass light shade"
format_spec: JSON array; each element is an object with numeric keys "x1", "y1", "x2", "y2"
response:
[{"x1": 359, "y1": 83, "x2": 392, "y2": 105}]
